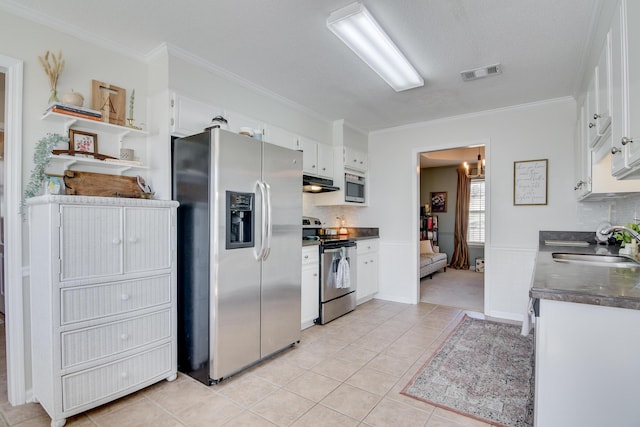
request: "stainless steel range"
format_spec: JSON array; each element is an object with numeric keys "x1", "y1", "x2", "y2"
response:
[{"x1": 303, "y1": 217, "x2": 357, "y2": 324}]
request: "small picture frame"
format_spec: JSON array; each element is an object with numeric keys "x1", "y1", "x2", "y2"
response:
[
  {"x1": 68, "y1": 129, "x2": 98, "y2": 157},
  {"x1": 430, "y1": 191, "x2": 447, "y2": 213}
]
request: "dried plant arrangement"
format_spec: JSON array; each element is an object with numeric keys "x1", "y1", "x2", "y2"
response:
[{"x1": 38, "y1": 50, "x2": 65, "y2": 103}]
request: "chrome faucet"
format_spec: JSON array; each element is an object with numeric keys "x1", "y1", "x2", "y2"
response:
[{"x1": 596, "y1": 222, "x2": 640, "y2": 243}]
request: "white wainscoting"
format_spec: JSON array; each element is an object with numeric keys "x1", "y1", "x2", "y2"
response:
[
  {"x1": 376, "y1": 242, "x2": 418, "y2": 304},
  {"x1": 484, "y1": 246, "x2": 537, "y2": 321}
]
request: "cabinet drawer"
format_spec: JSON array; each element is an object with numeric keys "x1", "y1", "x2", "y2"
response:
[
  {"x1": 61, "y1": 310, "x2": 171, "y2": 368},
  {"x1": 62, "y1": 343, "x2": 172, "y2": 412},
  {"x1": 61, "y1": 276, "x2": 171, "y2": 325},
  {"x1": 357, "y1": 239, "x2": 379, "y2": 254},
  {"x1": 302, "y1": 247, "x2": 319, "y2": 266}
]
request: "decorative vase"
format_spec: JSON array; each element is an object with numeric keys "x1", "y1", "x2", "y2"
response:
[{"x1": 48, "y1": 88, "x2": 59, "y2": 104}]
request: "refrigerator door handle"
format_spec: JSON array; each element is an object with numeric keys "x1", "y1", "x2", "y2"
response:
[
  {"x1": 263, "y1": 181, "x2": 272, "y2": 260},
  {"x1": 255, "y1": 180, "x2": 267, "y2": 261}
]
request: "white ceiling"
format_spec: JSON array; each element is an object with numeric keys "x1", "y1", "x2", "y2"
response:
[{"x1": 1, "y1": 0, "x2": 601, "y2": 132}]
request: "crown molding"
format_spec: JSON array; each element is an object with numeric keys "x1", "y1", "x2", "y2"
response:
[
  {"x1": 164, "y1": 43, "x2": 332, "y2": 126},
  {"x1": 371, "y1": 96, "x2": 575, "y2": 136},
  {"x1": 0, "y1": 0, "x2": 146, "y2": 61}
]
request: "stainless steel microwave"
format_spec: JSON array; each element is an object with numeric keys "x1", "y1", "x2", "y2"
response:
[{"x1": 345, "y1": 173, "x2": 365, "y2": 203}]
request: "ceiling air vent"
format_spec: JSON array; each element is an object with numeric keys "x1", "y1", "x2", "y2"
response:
[{"x1": 460, "y1": 63, "x2": 502, "y2": 81}]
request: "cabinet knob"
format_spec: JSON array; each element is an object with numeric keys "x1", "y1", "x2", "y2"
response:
[
  {"x1": 304, "y1": 255, "x2": 309, "y2": 259},
  {"x1": 622, "y1": 137, "x2": 634, "y2": 145},
  {"x1": 588, "y1": 122, "x2": 595, "y2": 129},
  {"x1": 611, "y1": 147, "x2": 622, "y2": 155},
  {"x1": 128, "y1": 237, "x2": 138, "y2": 244},
  {"x1": 593, "y1": 113, "x2": 601, "y2": 120},
  {"x1": 312, "y1": 164, "x2": 316, "y2": 168},
  {"x1": 120, "y1": 372, "x2": 129, "y2": 379},
  {"x1": 364, "y1": 261, "x2": 368, "y2": 265},
  {"x1": 313, "y1": 273, "x2": 318, "y2": 277},
  {"x1": 112, "y1": 238, "x2": 121, "y2": 245},
  {"x1": 121, "y1": 293, "x2": 130, "y2": 301},
  {"x1": 120, "y1": 333, "x2": 129, "y2": 341}
]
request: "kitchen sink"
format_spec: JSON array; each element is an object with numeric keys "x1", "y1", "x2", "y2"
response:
[{"x1": 552, "y1": 252, "x2": 640, "y2": 268}]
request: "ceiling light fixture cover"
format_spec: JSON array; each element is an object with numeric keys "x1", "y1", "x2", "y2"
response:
[{"x1": 327, "y1": 2, "x2": 424, "y2": 92}]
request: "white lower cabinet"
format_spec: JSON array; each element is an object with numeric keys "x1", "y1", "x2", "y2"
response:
[
  {"x1": 534, "y1": 299, "x2": 640, "y2": 426},
  {"x1": 28, "y1": 196, "x2": 178, "y2": 427},
  {"x1": 301, "y1": 246, "x2": 319, "y2": 329},
  {"x1": 356, "y1": 239, "x2": 379, "y2": 304}
]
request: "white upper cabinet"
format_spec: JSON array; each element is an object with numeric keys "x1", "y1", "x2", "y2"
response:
[
  {"x1": 623, "y1": 0, "x2": 640, "y2": 168},
  {"x1": 574, "y1": 105, "x2": 591, "y2": 199},
  {"x1": 610, "y1": 0, "x2": 640, "y2": 178},
  {"x1": 226, "y1": 110, "x2": 264, "y2": 136},
  {"x1": 610, "y1": 4, "x2": 629, "y2": 177},
  {"x1": 596, "y1": 32, "x2": 612, "y2": 136},
  {"x1": 263, "y1": 124, "x2": 299, "y2": 151},
  {"x1": 299, "y1": 137, "x2": 333, "y2": 178},
  {"x1": 171, "y1": 93, "x2": 223, "y2": 137},
  {"x1": 586, "y1": 32, "x2": 612, "y2": 155},
  {"x1": 343, "y1": 146, "x2": 368, "y2": 172}
]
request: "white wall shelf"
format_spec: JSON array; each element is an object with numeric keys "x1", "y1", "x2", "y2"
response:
[
  {"x1": 46, "y1": 154, "x2": 148, "y2": 176},
  {"x1": 42, "y1": 111, "x2": 148, "y2": 142}
]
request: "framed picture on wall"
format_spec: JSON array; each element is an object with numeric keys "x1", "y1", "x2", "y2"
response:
[{"x1": 430, "y1": 191, "x2": 447, "y2": 213}]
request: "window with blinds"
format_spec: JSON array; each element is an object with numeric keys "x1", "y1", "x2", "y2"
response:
[{"x1": 468, "y1": 179, "x2": 485, "y2": 244}]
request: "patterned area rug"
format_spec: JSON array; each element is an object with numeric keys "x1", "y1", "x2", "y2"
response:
[{"x1": 402, "y1": 316, "x2": 534, "y2": 427}]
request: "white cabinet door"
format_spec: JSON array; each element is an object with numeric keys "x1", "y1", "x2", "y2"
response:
[
  {"x1": 355, "y1": 239, "x2": 378, "y2": 304},
  {"x1": 226, "y1": 111, "x2": 263, "y2": 136},
  {"x1": 344, "y1": 147, "x2": 367, "y2": 172},
  {"x1": 610, "y1": 3, "x2": 629, "y2": 177},
  {"x1": 60, "y1": 205, "x2": 123, "y2": 281},
  {"x1": 263, "y1": 124, "x2": 299, "y2": 151},
  {"x1": 299, "y1": 137, "x2": 318, "y2": 175},
  {"x1": 574, "y1": 105, "x2": 590, "y2": 198},
  {"x1": 301, "y1": 247, "x2": 319, "y2": 328},
  {"x1": 624, "y1": 0, "x2": 640, "y2": 167},
  {"x1": 317, "y1": 143, "x2": 334, "y2": 179},
  {"x1": 299, "y1": 137, "x2": 333, "y2": 178},
  {"x1": 124, "y1": 208, "x2": 172, "y2": 273},
  {"x1": 171, "y1": 94, "x2": 224, "y2": 137},
  {"x1": 596, "y1": 31, "x2": 612, "y2": 136},
  {"x1": 586, "y1": 75, "x2": 601, "y2": 149}
]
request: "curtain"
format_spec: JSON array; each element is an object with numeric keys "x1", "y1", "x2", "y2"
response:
[{"x1": 450, "y1": 166, "x2": 471, "y2": 269}]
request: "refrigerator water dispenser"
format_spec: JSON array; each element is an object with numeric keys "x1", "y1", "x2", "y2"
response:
[{"x1": 226, "y1": 191, "x2": 254, "y2": 249}]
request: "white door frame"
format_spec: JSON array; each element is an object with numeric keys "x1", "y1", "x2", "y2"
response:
[
  {"x1": 1, "y1": 54, "x2": 26, "y2": 405},
  {"x1": 413, "y1": 139, "x2": 491, "y2": 305}
]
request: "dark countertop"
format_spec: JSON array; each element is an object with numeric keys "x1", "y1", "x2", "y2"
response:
[
  {"x1": 302, "y1": 227, "x2": 379, "y2": 247},
  {"x1": 531, "y1": 234, "x2": 640, "y2": 310}
]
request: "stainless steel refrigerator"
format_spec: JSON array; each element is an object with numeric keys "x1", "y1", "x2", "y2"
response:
[{"x1": 172, "y1": 128, "x2": 302, "y2": 384}]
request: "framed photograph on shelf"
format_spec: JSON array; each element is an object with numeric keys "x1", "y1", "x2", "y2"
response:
[
  {"x1": 68, "y1": 129, "x2": 98, "y2": 157},
  {"x1": 430, "y1": 191, "x2": 447, "y2": 213}
]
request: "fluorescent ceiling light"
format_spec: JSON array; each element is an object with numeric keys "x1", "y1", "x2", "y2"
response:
[{"x1": 327, "y1": 2, "x2": 424, "y2": 92}]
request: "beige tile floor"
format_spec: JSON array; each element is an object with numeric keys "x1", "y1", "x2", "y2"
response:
[{"x1": 0, "y1": 302, "x2": 495, "y2": 426}]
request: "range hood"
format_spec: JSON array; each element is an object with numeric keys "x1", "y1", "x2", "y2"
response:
[{"x1": 303, "y1": 174, "x2": 340, "y2": 193}]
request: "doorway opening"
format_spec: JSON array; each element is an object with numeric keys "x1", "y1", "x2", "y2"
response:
[{"x1": 418, "y1": 145, "x2": 485, "y2": 313}]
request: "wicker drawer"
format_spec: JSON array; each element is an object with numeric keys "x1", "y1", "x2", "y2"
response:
[
  {"x1": 62, "y1": 343, "x2": 172, "y2": 412},
  {"x1": 61, "y1": 310, "x2": 171, "y2": 368},
  {"x1": 61, "y1": 276, "x2": 171, "y2": 325}
]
